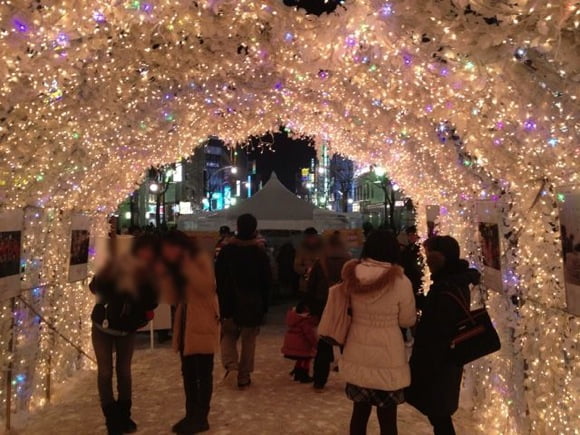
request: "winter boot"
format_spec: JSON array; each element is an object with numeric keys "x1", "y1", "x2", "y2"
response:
[
  {"x1": 176, "y1": 420, "x2": 210, "y2": 434},
  {"x1": 292, "y1": 368, "x2": 300, "y2": 382},
  {"x1": 294, "y1": 368, "x2": 313, "y2": 383},
  {"x1": 175, "y1": 410, "x2": 210, "y2": 434},
  {"x1": 172, "y1": 417, "x2": 194, "y2": 433},
  {"x1": 102, "y1": 403, "x2": 122, "y2": 435},
  {"x1": 117, "y1": 400, "x2": 137, "y2": 433}
]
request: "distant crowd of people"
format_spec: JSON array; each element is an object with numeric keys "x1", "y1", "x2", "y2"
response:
[{"x1": 90, "y1": 214, "x2": 480, "y2": 435}]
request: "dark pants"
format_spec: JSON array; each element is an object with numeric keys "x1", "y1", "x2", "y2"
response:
[
  {"x1": 91, "y1": 326, "x2": 136, "y2": 406},
  {"x1": 221, "y1": 319, "x2": 259, "y2": 385},
  {"x1": 350, "y1": 402, "x2": 398, "y2": 435},
  {"x1": 313, "y1": 339, "x2": 334, "y2": 387},
  {"x1": 181, "y1": 354, "x2": 214, "y2": 423},
  {"x1": 428, "y1": 415, "x2": 456, "y2": 435}
]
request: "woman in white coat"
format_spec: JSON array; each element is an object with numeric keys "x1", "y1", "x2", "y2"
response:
[{"x1": 340, "y1": 230, "x2": 417, "y2": 435}]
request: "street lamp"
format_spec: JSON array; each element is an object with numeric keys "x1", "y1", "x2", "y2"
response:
[
  {"x1": 373, "y1": 166, "x2": 387, "y2": 177},
  {"x1": 369, "y1": 166, "x2": 397, "y2": 229},
  {"x1": 149, "y1": 182, "x2": 159, "y2": 193}
]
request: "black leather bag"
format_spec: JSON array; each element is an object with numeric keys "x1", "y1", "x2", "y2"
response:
[{"x1": 443, "y1": 291, "x2": 501, "y2": 365}]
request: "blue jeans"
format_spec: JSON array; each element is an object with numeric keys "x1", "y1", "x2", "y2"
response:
[{"x1": 91, "y1": 326, "x2": 135, "y2": 406}]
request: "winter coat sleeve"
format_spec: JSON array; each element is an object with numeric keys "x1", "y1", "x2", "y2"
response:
[
  {"x1": 215, "y1": 247, "x2": 234, "y2": 319},
  {"x1": 302, "y1": 318, "x2": 319, "y2": 348},
  {"x1": 260, "y1": 250, "x2": 272, "y2": 315},
  {"x1": 420, "y1": 287, "x2": 461, "y2": 374},
  {"x1": 398, "y1": 276, "x2": 417, "y2": 328},
  {"x1": 294, "y1": 251, "x2": 308, "y2": 276},
  {"x1": 89, "y1": 264, "x2": 116, "y2": 300},
  {"x1": 183, "y1": 252, "x2": 216, "y2": 301},
  {"x1": 306, "y1": 260, "x2": 322, "y2": 298},
  {"x1": 139, "y1": 280, "x2": 158, "y2": 312}
]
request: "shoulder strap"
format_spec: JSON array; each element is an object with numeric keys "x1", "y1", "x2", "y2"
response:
[{"x1": 441, "y1": 291, "x2": 472, "y2": 320}]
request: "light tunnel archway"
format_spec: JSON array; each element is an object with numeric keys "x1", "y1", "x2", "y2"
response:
[{"x1": 0, "y1": 1, "x2": 578, "y2": 434}]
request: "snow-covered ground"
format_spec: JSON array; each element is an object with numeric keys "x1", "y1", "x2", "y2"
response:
[{"x1": 12, "y1": 305, "x2": 480, "y2": 435}]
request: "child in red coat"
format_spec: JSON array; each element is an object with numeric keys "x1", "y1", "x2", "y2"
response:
[{"x1": 281, "y1": 301, "x2": 318, "y2": 383}]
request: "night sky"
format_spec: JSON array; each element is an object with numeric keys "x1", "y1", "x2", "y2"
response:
[{"x1": 245, "y1": 131, "x2": 316, "y2": 193}]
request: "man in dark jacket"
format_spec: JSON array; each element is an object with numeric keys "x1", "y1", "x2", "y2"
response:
[
  {"x1": 215, "y1": 213, "x2": 272, "y2": 389},
  {"x1": 406, "y1": 236, "x2": 481, "y2": 435}
]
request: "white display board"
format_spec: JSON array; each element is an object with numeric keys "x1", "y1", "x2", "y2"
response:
[
  {"x1": 476, "y1": 201, "x2": 503, "y2": 292},
  {"x1": 0, "y1": 210, "x2": 24, "y2": 300},
  {"x1": 557, "y1": 186, "x2": 580, "y2": 316},
  {"x1": 68, "y1": 214, "x2": 91, "y2": 282}
]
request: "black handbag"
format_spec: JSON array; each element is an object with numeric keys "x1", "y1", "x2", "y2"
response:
[{"x1": 443, "y1": 290, "x2": 501, "y2": 365}]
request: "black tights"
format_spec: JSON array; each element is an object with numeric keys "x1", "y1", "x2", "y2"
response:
[
  {"x1": 349, "y1": 402, "x2": 397, "y2": 435},
  {"x1": 428, "y1": 415, "x2": 456, "y2": 435}
]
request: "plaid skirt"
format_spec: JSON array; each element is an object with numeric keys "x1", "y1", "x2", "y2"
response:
[{"x1": 345, "y1": 383, "x2": 405, "y2": 408}]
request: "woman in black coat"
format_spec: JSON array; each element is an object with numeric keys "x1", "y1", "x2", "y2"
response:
[
  {"x1": 90, "y1": 235, "x2": 158, "y2": 435},
  {"x1": 406, "y1": 236, "x2": 481, "y2": 435}
]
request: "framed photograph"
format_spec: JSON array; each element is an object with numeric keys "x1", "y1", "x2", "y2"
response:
[
  {"x1": 0, "y1": 210, "x2": 24, "y2": 300},
  {"x1": 68, "y1": 215, "x2": 91, "y2": 282},
  {"x1": 476, "y1": 201, "x2": 503, "y2": 292},
  {"x1": 426, "y1": 205, "x2": 440, "y2": 238},
  {"x1": 557, "y1": 187, "x2": 580, "y2": 316}
]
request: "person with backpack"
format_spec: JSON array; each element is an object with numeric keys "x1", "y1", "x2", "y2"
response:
[
  {"x1": 90, "y1": 235, "x2": 158, "y2": 435},
  {"x1": 405, "y1": 236, "x2": 481, "y2": 435},
  {"x1": 306, "y1": 232, "x2": 351, "y2": 390},
  {"x1": 215, "y1": 214, "x2": 272, "y2": 389}
]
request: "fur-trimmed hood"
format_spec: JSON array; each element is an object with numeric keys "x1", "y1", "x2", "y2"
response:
[{"x1": 342, "y1": 259, "x2": 404, "y2": 296}]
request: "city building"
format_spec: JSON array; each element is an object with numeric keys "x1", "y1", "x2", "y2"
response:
[
  {"x1": 352, "y1": 166, "x2": 415, "y2": 230},
  {"x1": 116, "y1": 139, "x2": 251, "y2": 229},
  {"x1": 297, "y1": 144, "x2": 355, "y2": 213}
]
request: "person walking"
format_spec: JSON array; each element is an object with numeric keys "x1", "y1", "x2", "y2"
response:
[
  {"x1": 159, "y1": 231, "x2": 220, "y2": 435},
  {"x1": 90, "y1": 235, "x2": 158, "y2": 435},
  {"x1": 294, "y1": 227, "x2": 323, "y2": 294},
  {"x1": 215, "y1": 213, "x2": 272, "y2": 389},
  {"x1": 307, "y1": 232, "x2": 351, "y2": 390},
  {"x1": 339, "y1": 230, "x2": 416, "y2": 435},
  {"x1": 281, "y1": 300, "x2": 318, "y2": 383},
  {"x1": 405, "y1": 236, "x2": 481, "y2": 435}
]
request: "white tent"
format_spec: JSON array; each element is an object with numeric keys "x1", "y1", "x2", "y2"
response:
[{"x1": 180, "y1": 173, "x2": 349, "y2": 231}]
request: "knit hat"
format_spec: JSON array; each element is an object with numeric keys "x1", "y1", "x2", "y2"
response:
[{"x1": 424, "y1": 235, "x2": 460, "y2": 263}]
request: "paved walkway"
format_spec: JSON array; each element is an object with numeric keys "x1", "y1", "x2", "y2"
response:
[{"x1": 14, "y1": 306, "x2": 479, "y2": 435}]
